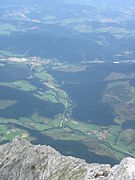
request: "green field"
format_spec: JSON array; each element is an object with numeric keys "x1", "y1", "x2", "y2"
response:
[
  {"x1": 0, "y1": 23, "x2": 18, "y2": 35},
  {"x1": 0, "y1": 100, "x2": 17, "y2": 110},
  {"x1": 0, "y1": 81, "x2": 36, "y2": 92},
  {"x1": 0, "y1": 59, "x2": 135, "y2": 162},
  {"x1": 0, "y1": 50, "x2": 24, "y2": 58}
]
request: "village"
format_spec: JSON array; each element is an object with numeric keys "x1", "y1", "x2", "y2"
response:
[
  {"x1": 88, "y1": 129, "x2": 109, "y2": 141},
  {"x1": 0, "y1": 56, "x2": 51, "y2": 67}
]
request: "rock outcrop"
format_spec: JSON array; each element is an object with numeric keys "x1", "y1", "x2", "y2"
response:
[{"x1": 0, "y1": 137, "x2": 134, "y2": 180}]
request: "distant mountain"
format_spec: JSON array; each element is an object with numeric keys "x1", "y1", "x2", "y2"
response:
[{"x1": 0, "y1": 0, "x2": 135, "y2": 63}]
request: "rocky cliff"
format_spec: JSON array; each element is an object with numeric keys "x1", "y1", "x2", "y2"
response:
[{"x1": 0, "y1": 137, "x2": 134, "y2": 180}]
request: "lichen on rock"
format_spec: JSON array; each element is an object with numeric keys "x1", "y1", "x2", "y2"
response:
[{"x1": 0, "y1": 137, "x2": 134, "y2": 180}]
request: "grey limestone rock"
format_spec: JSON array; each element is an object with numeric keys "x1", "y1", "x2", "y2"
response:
[{"x1": 0, "y1": 137, "x2": 134, "y2": 180}]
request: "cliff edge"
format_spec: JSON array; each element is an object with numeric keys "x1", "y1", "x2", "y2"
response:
[{"x1": 0, "y1": 137, "x2": 134, "y2": 180}]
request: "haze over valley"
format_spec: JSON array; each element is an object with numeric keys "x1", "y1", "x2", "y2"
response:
[{"x1": 0, "y1": 0, "x2": 135, "y2": 166}]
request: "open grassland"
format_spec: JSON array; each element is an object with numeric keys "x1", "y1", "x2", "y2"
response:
[
  {"x1": 52, "y1": 63, "x2": 86, "y2": 72},
  {"x1": 1, "y1": 61, "x2": 135, "y2": 162},
  {"x1": 0, "y1": 119, "x2": 28, "y2": 141},
  {"x1": 0, "y1": 23, "x2": 18, "y2": 35},
  {"x1": 35, "y1": 71, "x2": 54, "y2": 81},
  {"x1": 0, "y1": 100, "x2": 17, "y2": 110},
  {"x1": 103, "y1": 73, "x2": 135, "y2": 122},
  {"x1": 0, "y1": 50, "x2": 24, "y2": 58},
  {"x1": 0, "y1": 81, "x2": 36, "y2": 92},
  {"x1": 0, "y1": 112, "x2": 133, "y2": 161},
  {"x1": 34, "y1": 70, "x2": 71, "y2": 108}
]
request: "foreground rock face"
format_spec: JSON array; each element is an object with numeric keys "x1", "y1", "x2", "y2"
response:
[{"x1": 0, "y1": 137, "x2": 134, "y2": 180}]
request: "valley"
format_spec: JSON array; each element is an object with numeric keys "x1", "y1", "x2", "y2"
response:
[
  {"x1": 0, "y1": 55, "x2": 135, "y2": 165},
  {"x1": 0, "y1": 0, "x2": 135, "y2": 167}
]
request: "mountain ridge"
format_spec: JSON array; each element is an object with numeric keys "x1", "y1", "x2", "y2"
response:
[{"x1": 0, "y1": 137, "x2": 134, "y2": 179}]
